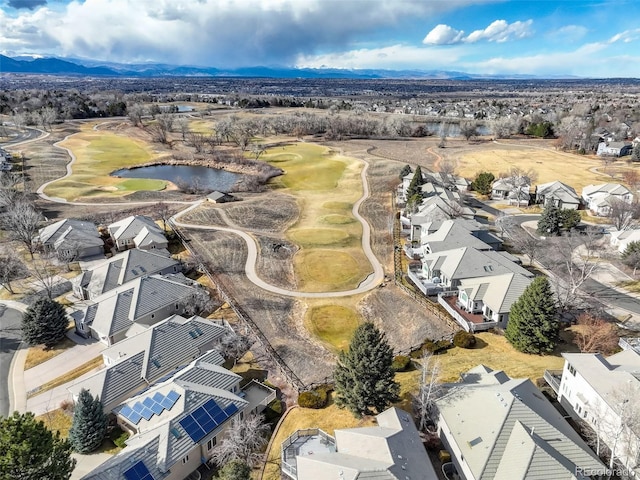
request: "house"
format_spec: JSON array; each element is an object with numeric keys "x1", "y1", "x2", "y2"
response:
[
  {"x1": 419, "y1": 219, "x2": 502, "y2": 255},
  {"x1": 0, "y1": 149, "x2": 11, "y2": 171},
  {"x1": 535, "y1": 181, "x2": 581, "y2": 210},
  {"x1": 546, "y1": 349, "x2": 640, "y2": 475},
  {"x1": 206, "y1": 191, "x2": 235, "y2": 203},
  {"x1": 68, "y1": 315, "x2": 231, "y2": 412},
  {"x1": 35, "y1": 219, "x2": 104, "y2": 260},
  {"x1": 81, "y1": 350, "x2": 275, "y2": 480},
  {"x1": 423, "y1": 171, "x2": 471, "y2": 191},
  {"x1": 581, "y1": 183, "x2": 633, "y2": 216},
  {"x1": 610, "y1": 228, "x2": 640, "y2": 253},
  {"x1": 108, "y1": 215, "x2": 167, "y2": 251},
  {"x1": 436, "y1": 365, "x2": 605, "y2": 480},
  {"x1": 281, "y1": 407, "x2": 438, "y2": 480},
  {"x1": 73, "y1": 274, "x2": 202, "y2": 345},
  {"x1": 597, "y1": 141, "x2": 633, "y2": 157},
  {"x1": 491, "y1": 177, "x2": 531, "y2": 206},
  {"x1": 72, "y1": 249, "x2": 181, "y2": 300}
]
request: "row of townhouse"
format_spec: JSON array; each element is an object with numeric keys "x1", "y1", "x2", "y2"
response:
[
  {"x1": 281, "y1": 366, "x2": 607, "y2": 480},
  {"x1": 545, "y1": 340, "x2": 640, "y2": 476},
  {"x1": 406, "y1": 217, "x2": 534, "y2": 332},
  {"x1": 33, "y1": 215, "x2": 168, "y2": 261},
  {"x1": 53, "y1": 215, "x2": 276, "y2": 479},
  {"x1": 491, "y1": 177, "x2": 633, "y2": 217}
]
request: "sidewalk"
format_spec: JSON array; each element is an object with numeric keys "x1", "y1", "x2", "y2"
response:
[{"x1": 27, "y1": 366, "x2": 102, "y2": 415}]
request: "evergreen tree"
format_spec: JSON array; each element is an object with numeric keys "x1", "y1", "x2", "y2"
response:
[
  {"x1": 560, "y1": 208, "x2": 582, "y2": 231},
  {"x1": 537, "y1": 203, "x2": 562, "y2": 235},
  {"x1": 22, "y1": 297, "x2": 68, "y2": 348},
  {"x1": 622, "y1": 240, "x2": 640, "y2": 275},
  {"x1": 632, "y1": 144, "x2": 640, "y2": 163},
  {"x1": 505, "y1": 277, "x2": 559, "y2": 354},
  {"x1": 405, "y1": 165, "x2": 424, "y2": 199},
  {"x1": 218, "y1": 460, "x2": 251, "y2": 480},
  {"x1": 471, "y1": 171, "x2": 495, "y2": 195},
  {"x1": 334, "y1": 322, "x2": 400, "y2": 417},
  {"x1": 0, "y1": 411, "x2": 75, "y2": 480},
  {"x1": 399, "y1": 164, "x2": 412, "y2": 180},
  {"x1": 68, "y1": 389, "x2": 108, "y2": 453}
]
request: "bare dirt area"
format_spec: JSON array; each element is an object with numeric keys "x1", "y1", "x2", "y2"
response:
[
  {"x1": 358, "y1": 285, "x2": 456, "y2": 351},
  {"x1": 217, "y1": 192, "x2": 299, "y2": 233},
  {"x1": 187, "y1": 229, "x2": 248, "y2": 275},
  {"x1": 179, "y1": 204, "x2": 228, "y2": 226},
  {"x1": 255, "y1": 235, "x2": 298, "y2": 290},
  {"x1": 345, "y1": 138, "x2": 440, "y2": 168}
]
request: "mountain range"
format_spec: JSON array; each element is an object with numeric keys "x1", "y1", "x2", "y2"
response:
[{"x1": 0, "y1": 54, "x2": 571, "y2": 80}]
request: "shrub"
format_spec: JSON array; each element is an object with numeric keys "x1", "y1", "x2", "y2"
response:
[
  {"x1": 109, "y1": 427, "x2": 129, "y2": 449},
  {"x1": 298, "y1": 385, "x2": 332, "y2": 409},
  {"x1": 392, "y1": 355, "x2": 411, "y2": 372},
  {"x1": 264, "y1": 399, "x2": 284, "y2": 423},
  {"x1": 453, "y1": 331, "x2": 476, "y2": 349}
]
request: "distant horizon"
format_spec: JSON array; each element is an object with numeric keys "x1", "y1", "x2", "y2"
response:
[{"x1": 2, "y1": 0, "x2": 640, "y2": 78}]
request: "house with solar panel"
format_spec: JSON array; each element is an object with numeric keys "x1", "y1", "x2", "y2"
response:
[
  {"x1": 68, "y1": 314, "x2": 232, "y2": 412},
  {"x1": 72, "y1": 249, "x2": 181, "y2": 300},
  {"x1": 82, "y1": 350, "x2": 276, "y2": 480},
  {"x1": 73, "y1": 274, "x2": 204, "y2": 345}
]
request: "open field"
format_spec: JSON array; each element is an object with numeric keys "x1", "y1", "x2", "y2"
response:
[
  {"x1": 44, "y1": 124, "x2": 168, "y2": 201},
  {"x1": 304, "y1": 301, "x2": 361, "y2": 353},
  {"x1": 436, "y1": 331, "x2": 574, "y2": 383},
  {"x1": 263, "y1": 143, "x2": 370, "y2": 292}
]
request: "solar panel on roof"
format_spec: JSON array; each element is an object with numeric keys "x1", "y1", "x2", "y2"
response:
[
  {"x1": 166, "y1": 390, "x2": 180, "y2": 402},
  {"x1": 152, "y1": 392, "x2": 164, "y2": 403},
  {"x1": 123, "y1": 460, "x2": 155, "y2": 480},
  {"x1": 179, "y1": 416, "x2": 206, "y2": 442},
  {"x1": 132, "y1": 402, "x2": 145, "y2": 413},
  {"x1": 150, "y1": 402, "x2": 164, "y2": 415},
  {"x1": 120, "y1": 405, "x2": 134, "y2": 417},
  {"x1": 128, "y1": 411, "x2": 143, "y2": 424},
  {"x1": 224, "y1": 403, "x2": 239, "y2": 415},
  {"x1": 142, "y1": 397, "x2": 155, "y2": 408},
  {"x1": 160, "y1": 397, "x2": 175, "y2": 410},
  {"x1": 140, "y1": 407, "x2": 154, "y2": 420}
]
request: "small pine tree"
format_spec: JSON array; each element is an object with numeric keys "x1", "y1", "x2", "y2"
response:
[
  {"x1": 68, "y1": 389, "x2": 108, "y2": 454},
  {"x1": 505, "y1": 277, "x2": 559, "y2": 354},
  {"x1": 537, "y1": 203, "x2": 562, "y2": 235},
  {"x1": 218, "y1": 460, "x2": 251, "y2": 480},
  {"x1": 399, "y1": 164, "x2": 412, "y2": 180},
  {"x1": 405, "y1": 166, "x2": 424, "y2": 199},
  {"x1": 622, "y1": 241, "x2": 640, "y2": 275},
  {"x1": 334, "y1": 322, "x2": 400, "y2": 417},
  {"x1": 471, "y1": 171, "x2": 495, "y2": 195},
  {"x1": 22, "y1": 297, "x2": 68, "y2": 348}
]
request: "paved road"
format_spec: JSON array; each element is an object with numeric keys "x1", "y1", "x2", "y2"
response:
[{"x1": 0, "y1": 305, "x2": 22, "y2": 417}]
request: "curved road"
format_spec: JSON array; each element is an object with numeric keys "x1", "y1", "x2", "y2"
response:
[
  {"x1": 0, "y1": 305, "x2": 23, "y2": 417},
  {"x1": 30, "y1": 124, "x2": 384, "y2": 298},
  {"x1": 171, "y1": 158, "x2": 385, "y2": 298},
  {"x1": 0, "y1": 126, "x2": 48, "y2": 147}
]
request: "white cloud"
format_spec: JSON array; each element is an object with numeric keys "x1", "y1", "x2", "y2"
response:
[
  {"x1": 464, "y1": 19, "x2": 533, "y2": 43},
  {"x1": 0, "y1": 0, "x2": 495, "y2": 65},
  {"x1": 608, "y1": 28, "x2": 640, "y2": 44},
  {"x1": 548, "y1": 25, "x2": 589, "y2": 42},
  {"x1": 423, "y1": 24, "x2": 464, "y2": 45}
]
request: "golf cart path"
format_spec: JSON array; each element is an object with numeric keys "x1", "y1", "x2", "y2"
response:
[{"x1": 35, "y1": 127, "x2": 384, "y2": 298}]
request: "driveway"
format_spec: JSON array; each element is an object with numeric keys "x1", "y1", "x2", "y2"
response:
[{"x1": 0, "y1": 305, "x2": 23, "y2": 417}]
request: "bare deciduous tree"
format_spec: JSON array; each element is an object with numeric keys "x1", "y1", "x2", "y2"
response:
[
  {"x1": 152, "y1": 202, "x2": 171, "y2": 232},
  {"x1": 29, "y1": 253, "x2": 61, "y2": 299},
  {"x1": 0, "y1": 253, "x2": 28, "y2": 294},
  {"x1": 179, "y1": 287, "x2": 217, "y2": 317},
  {"x1": 509, "y1": 229, "x2": 543, "y2": 266},
  {"x1": 574, "y1": 312, "x2": 619, "y2": 354},
  {"x1": 175, "y1": 116, "x2": 190, "y2": 141},
  {"x1": 1, "y1": 198, "x2": 42, "y2": 259},
  {"x1": 608, "y1": 198, "x2": 640, "y2": 231},
  {"x1": 459, "y1": 120, "x2": 479, "y2": 141},
  {"x1": 413, "y1": 352, "x2": 442, "y2": 432},
  {"x1": 209, "y1": 414, "x2": 270, "y2": 467},
  {"x1": 127, "y1": 103, "x2": 145, "y2": 127},
  {"x1": 250, "y1": 143, "x2": 266, "y2": 160},
  {"x1": 216, "y1": 331, "x2": 253, "y2": 366}
]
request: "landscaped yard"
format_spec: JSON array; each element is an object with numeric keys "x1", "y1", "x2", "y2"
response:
[
  {"x1": 263, "y1": 143, "x2": 371, "y2": 292},
  {"x1": 24, "y1": 336, "x2": 77, "y2": 370},
  {"x1": 28, "y1": 356, "x2": 104, "y2": 398},
  {"x1": 44, "y1": 124, "x2": 167, "y2": 201}
]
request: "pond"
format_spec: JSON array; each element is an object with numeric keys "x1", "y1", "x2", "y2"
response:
[{"x1": 112, "y1": 165, "x2": 240, "y2": 192}]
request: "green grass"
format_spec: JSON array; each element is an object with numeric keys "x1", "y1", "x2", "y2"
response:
[
  {"x1": 44, "y1": 127, "x2": 167, "y2": 200},
  {"x1": 320, "y1": 214, "x2": 355, "y2": 225},
  {"x1": 306, "y1": 305, "x2": 360, "y2": 352},
  {"x1": 295, "y1": 250, "x2": 368, "y2": 292},
  {"x1": 618, "y1": 280, "x2": 640, "y2": 292},
  {"x1": 288, "y1": 228, "x2": 351, "y2": 247}
]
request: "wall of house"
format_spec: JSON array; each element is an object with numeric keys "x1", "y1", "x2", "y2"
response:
[
  {"x1": 166, "y1": 446, "x2": 202, "y2": 480},
  {"x1": 438, "y1": 416, "x2": 478, "y2": 480}
]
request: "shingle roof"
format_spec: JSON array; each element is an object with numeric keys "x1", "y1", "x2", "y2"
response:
[
  {"x1": 108, "y1": 215, "x2": 161, "y2": 242},
  {"x1": 37, "y1": 218, "x2": 100, "y2": 246}
]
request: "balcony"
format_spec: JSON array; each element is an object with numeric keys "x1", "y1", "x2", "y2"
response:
[
  {"x1": 544, "y1": 370, "x2": 563, "y2": 394},
  {"x1": 241, "y1": 380, "x2": 276, "y2": 415},
  {"x1": 281, "y1": 428, "x2": 336, "y2": 479},
  {"x1": 407, "y1": 265, "x2": 443, "y2": 296},
  {"x1": 437, "y1": 292, "x2": 499, "y2": 332}
]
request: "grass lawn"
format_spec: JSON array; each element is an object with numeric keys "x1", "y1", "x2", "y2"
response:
[
  {"x1": 263, "y1": 143, "x2": 371, "y2": 292},
  {"x1": 28, "y1": 356, "x2": 104, "y2": 398},
  {"x1": 44, "y1": 125, "x2": 167, "y2": 200},
  {"x1": 24, "y1": 336, "x2": 77, "y2": 370},
  {"x1": 458, "y1": 148, "x2": 612, "y2": 192},
  {"x1": 305, "y1": 304, "x2": 360, "y2": 352},
  {"x1": 618, "y1": 280, "x2": 640, "y2": 293},
  {"x1": 435, "y1": 331, "x2": 571, "y2": 383}
]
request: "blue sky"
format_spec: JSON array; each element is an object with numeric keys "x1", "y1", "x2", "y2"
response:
[{"x1": 2, "y1": 0, "x2": 640, "y2": 77}]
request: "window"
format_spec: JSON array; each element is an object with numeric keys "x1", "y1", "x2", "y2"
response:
[
  {"x1": 182, "y1": 455, "x2": 189, "y2": 464},
  {"x1": 568, "y1": 364, "x2": 576, "y2": 376},
  {"x1": 207, "y1": 437, "x2": 217, "y2": 450},
  {"x1": 151, "y1": 314, "x2": 155, "y2": 319}
]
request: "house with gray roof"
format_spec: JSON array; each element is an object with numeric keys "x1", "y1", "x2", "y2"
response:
[
  {"x1": 491, "y1": 176, "x2": 531, "y2": 206},
  {"x1": 420, "y1": 219, "x2": 502, "y2": 255},
  {"x1": 597, "y1": 141, "x2": 633, "y2": 157},
  {"x1": 546, "y1": 350, "x2": 640, "y2": 476},
  {"x1": 108, "y1": 215, "x2": 167, "y2": 251},
  {"x1": 35, "y1": 218, "x2": 104, "y2": 260},
  {"x1": 68, "y1": 315, "x2": 231, "y2": 411},
  {"x1": 436, "y1": 365, "x2": 604, "y2": 480},
  {"x1": 582, "y1": 183, "x2": 633, "y2": 216},
  {"x1": 282, "y1": 407, "x2": 438, "y2": 480},
  {"x1": 535, "y1": 180, "x2": 581, "y2": 210},
  {"x1": 82, "y1": 351, "x2": 275, "y2": 480},
  {"x1": 72, "y1": 248, "x2": 181, "y2": 300},
  {"x1": 73, "y1": 274, "x2": 203, "y2": 345}
]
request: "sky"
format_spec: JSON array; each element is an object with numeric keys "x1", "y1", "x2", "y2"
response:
[{"x1": 2, "y1": 0, "x2": 640, "y2": 77}]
